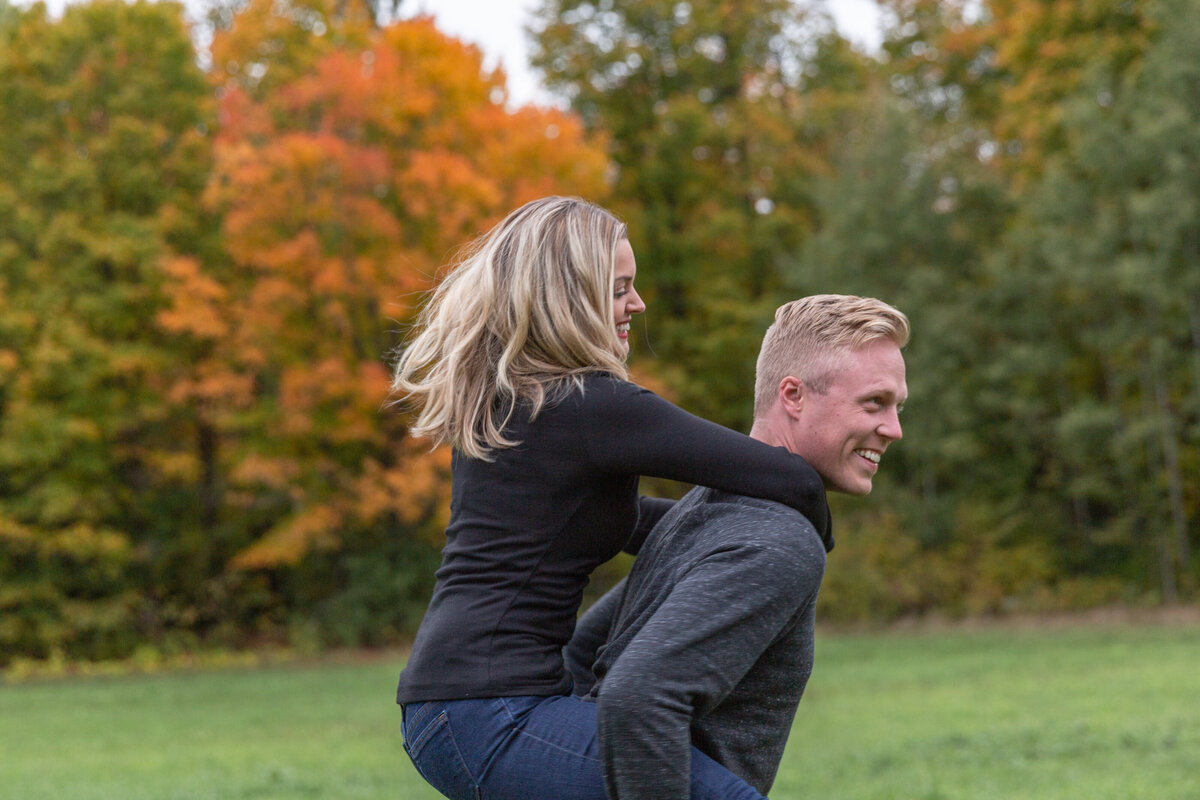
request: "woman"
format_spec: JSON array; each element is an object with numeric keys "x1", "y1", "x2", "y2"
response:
[{"x1": 393, "y1": 196, "x2": 828, "y2": 799}]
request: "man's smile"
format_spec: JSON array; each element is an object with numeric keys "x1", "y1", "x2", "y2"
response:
[{"x1": 854, "y1": 448, "x2": 881, "y2": 465}]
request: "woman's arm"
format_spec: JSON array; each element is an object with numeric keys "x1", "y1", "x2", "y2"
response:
[{"x1": 579, "y1": 379, "x2": 832, "y2": 548}]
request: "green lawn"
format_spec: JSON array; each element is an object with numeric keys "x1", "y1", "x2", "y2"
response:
[{"x1": 2, "y1": 621, "x2": 1197, "y2": 799}]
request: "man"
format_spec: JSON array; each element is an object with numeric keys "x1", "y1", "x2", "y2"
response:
[{"x1": 566, "y1": 294, "x2": 910, "y2": 800}]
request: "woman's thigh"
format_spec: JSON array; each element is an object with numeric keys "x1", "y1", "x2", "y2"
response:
[
  {"x1": 402, "y1": 695, "x2": 765, "y2": 800},
  {"x1": 400, "y1": 696, "x2": 603, "y2": 800},
  {"x1": 482, "y1": 695, "x2": 609, "y2": 799}
]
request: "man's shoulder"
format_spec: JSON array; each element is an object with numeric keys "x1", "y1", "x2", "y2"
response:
[
  {"x1": 706, "y1": 490, "x2": 822, "y2": 537},
  {"x1": 669, "y1": 489, "x2": 826, "y2": 568}
]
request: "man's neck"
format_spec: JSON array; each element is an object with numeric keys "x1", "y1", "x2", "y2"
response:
[{"x1": 747, "y1": 417, "x2": 784, "y2": 449}]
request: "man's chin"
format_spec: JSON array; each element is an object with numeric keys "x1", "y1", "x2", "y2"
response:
[{"x1": 828, "y1": 477, "x2": 873, "y2": 497}]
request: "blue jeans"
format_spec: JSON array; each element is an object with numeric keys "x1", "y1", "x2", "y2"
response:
[{"x1": 401, "y1": 695, "x2": 767, "y2": 799}]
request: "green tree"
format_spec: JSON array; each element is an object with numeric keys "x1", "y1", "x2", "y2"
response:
[
  {"x1": 838, "y1": 0, "x2": 1199, "y2": 608},
  {"x1": 877, "y1": 0, "x2": 1155, "y2": 182},
  {"x1": 0, "y1": 0, "x2": 214, "y2": 662},
  {"x1": 781, "y1": 89, "x2": 1061, "y2": 618},
  {"x1": 987, "y1": 0, "x2": 1199, "y2": 600},
  {"x1": 532, "y1": 0, "x2": 871, "y2": 428}
]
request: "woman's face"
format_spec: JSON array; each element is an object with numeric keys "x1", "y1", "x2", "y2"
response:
[{"x1": 612, "y1": 239, "x2": 645, "y2": 356}]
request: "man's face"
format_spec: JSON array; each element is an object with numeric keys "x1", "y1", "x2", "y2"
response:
[{"x1": 792, "y1": 340, "x2": 907, "y2": 496}]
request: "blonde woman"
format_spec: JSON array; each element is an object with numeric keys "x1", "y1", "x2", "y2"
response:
[{"x1": 394, "y1": 196, "x2": 829, "y2": 800}]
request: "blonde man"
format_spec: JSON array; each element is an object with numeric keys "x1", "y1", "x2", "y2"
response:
[{"x1": 568, "y1": 294, "x2": 910, "y2": 800}]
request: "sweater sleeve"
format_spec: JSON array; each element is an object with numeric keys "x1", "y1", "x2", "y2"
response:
[
  {"x1": 563, "y1": 578, "x2": 626, "y2": 697},
  {"x1": 595, "y1": 529, "x2": 821, "y2": 800},
  {"x1": 578, "y1": 379, "x2": 832, "y2": 547},
  {"x1": 623, "y1": 496, "x2": 676, "y2": 554}
]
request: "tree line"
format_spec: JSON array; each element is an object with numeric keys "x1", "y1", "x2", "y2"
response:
[{"x1": 0, "y1": 0, "x2": 1196, "y2": 665}]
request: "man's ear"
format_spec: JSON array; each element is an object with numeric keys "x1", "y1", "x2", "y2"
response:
[{"x1": 778, "y1": 376, "x2": 805, "y2": 420}]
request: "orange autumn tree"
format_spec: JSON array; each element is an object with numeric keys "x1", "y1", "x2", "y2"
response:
[{"x1": 160, "y1": 2, "x2": 608, "y2": 644}]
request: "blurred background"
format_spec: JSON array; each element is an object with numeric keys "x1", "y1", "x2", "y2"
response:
[{"x1": 1, "y1": 0, "x2": 1197, "y2": 670}]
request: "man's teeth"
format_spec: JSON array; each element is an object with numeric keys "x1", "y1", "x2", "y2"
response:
[{"x1": 855, "y1": 449, "x2": 880, "y2": 464}]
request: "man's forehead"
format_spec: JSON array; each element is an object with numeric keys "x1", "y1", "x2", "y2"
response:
[{"x1": 831, "y1": 341, "x2": 906, "y2": 390}]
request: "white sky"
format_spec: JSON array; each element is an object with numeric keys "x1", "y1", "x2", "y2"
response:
[{"x1": 412, "y1": 0, "x2": 884, "y2": 107}]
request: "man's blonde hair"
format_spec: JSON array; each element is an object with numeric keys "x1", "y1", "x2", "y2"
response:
[
  {"x1": 393, "y1": 196, "x2": 629, "y2": 460},
  {"x1": 753, "y1": 294, "x2": 910, "y2": 415}
]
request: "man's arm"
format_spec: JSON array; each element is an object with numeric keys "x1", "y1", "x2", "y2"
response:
[
  {"x1": 623, "y1": 496, "x2": 675, "y2": 554},
  {"x1": 596, "y1": 530, "x2": 821, "y2": 800},
  {"x1": 564, "y1": 578, "x2": 626, "y2": 696}
]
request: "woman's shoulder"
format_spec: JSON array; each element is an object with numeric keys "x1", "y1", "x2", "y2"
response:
[
  {"x1": 543, "y1": 372, "x2": 640, "y2": 402},
  {"x1": 580, "y1": 370, "x2": 636, "y2": 390},
  {"x1": 574, "y1": 372, "x2": 656, "y2": 405},
  {"x1": 535, "y1": 373, "x2": 657, "y2": 426}
]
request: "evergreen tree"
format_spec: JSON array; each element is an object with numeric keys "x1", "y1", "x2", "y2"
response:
[{"x1": 989, "y1": 0, "x2": 1200, "y2": 599}]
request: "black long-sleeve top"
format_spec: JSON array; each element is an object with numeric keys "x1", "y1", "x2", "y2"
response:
[{"x1": 395, "y1": 374, "x2": 830, "y2": 703}]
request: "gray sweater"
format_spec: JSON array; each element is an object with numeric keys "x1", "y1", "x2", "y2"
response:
[{"x1": 570, "y1": 486, "x2": 827, "y2": 800}]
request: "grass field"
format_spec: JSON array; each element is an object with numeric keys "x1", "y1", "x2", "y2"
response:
[{"x1": 2, "y1": 619, "x2": 1197, "y2": 800}]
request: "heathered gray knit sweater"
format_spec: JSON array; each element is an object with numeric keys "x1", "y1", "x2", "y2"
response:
[{"x1": 572, "y1": 486, "x2": 827, "y2": 800}]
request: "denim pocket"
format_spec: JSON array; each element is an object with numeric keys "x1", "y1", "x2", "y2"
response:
[
  {"x1": 401, "y1": 702, "x2": 480, "y2": 800},
  {"x1": 401, "y1": 701, "x2": 442, "y2": 759}
]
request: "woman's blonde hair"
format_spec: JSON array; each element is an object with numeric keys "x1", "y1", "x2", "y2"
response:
[
  {"x1": 753, "y1": 294, "x2": 911, "y2": 415},
  {"x1": 393, "y1": 196, "x2": 630, "y2": 460}
]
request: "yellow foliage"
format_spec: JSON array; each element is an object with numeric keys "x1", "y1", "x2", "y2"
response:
[
  {"x1": 230, "y1": 454, "x2": 301, "y2": 490},
  {"x1": 0, "y1": 516, "x2": 36, "y2": 547},
  {"x1": 143, "y1": 450, "x2": 200, "y2": 482},
  {"x1": 47, "y1": 524, "x2": 131, "y2": 561},
  {"x1": 230, "y1": 503, "x2": 341, "y2": 569},
  {"x1": 351, "y1": 444, "x2": 452, "y2": 535},
  {"x1": 64, "y1": 418, "x2": 102, "y2": 442}
]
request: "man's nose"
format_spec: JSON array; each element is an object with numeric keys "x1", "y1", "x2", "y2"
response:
[{"x1": 879, "y1": 409, "x2": 902, "y2": 441}]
